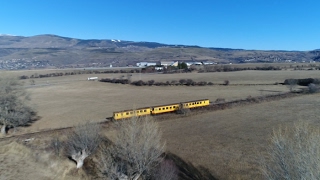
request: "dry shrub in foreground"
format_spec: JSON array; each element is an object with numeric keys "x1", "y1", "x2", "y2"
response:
[
  {"x1": 0, "y1": 76, "x2": 36, "y2": 135},
  {"x1": 100, "y1": 117, "x2": 168, "y2": 180},
  {"x1": 261, "y1": 122, "x2": 320, "y2": 180},
  {"x1": 65, "y1": 122, "x2": 102, "y2": 168}
]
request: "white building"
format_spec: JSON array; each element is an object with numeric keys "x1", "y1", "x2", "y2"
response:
[
  {"x1": 136, "y1": 62, "x2": 157, "y2": 67},
  {"x1": 160, "y1": 61, "x2": 174, "y2": 67}
]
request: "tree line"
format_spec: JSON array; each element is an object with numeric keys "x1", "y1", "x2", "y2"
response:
[{"x1": 99, "y1": 78, "x2": 225, "y2": 86}]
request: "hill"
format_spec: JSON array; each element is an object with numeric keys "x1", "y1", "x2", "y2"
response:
[{"x1": 0, "y1": 34, "x2": 319, "y2": 69}]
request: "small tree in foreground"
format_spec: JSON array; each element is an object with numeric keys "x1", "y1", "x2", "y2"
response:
[
  {"x1": 0, "y1": 76, "x2": 35, "y2": 135},
  {"x1": 100, "y1": 117, "x2": 165, "y2": 180},
  {"x1": 65, "y1": 122, "x2": 101, "y2": 168},
  {"x1": 261, "y1": 122, "x2": 320, "y2": 180}
]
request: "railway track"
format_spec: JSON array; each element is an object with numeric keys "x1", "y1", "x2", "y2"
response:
[
  {"x1": 0, "y1": 91, "x2": 303, "y2": 141},
  {"x1": 0, "y1": 118, "x2": 112, "y2": 141}
]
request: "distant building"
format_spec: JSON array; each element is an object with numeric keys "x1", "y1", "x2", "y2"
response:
[
  {"x1": 171, "y1": 61, "x2": 179, "y2": 67},
  {"x1": 160, "y1": 61, "x2": 174, "y2": 67},
  {"x1": 203, "y1": 61, "x2": 217, "y2": 65},
  {"x1": 136, "y1": 62, "x2": 157, "y2": 67}
]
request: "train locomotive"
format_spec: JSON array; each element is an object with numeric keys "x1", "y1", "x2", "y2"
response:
[{"x1": 113, "y1": 99, "x2": 210, "y2": 120}]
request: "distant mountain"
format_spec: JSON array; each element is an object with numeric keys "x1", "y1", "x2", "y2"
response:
[{"x1": 0, "y1": 34, "x2": 318, "y2": 69}]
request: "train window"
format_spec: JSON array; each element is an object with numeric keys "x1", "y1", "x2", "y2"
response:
[
  {"x1": 186, "y1": 104, "x2": 188, "y2": 106},
  {"x1": 163, "y1": 108, "x2": 165, "y2": 110},
  {"x1": 170, "y1": 107, "x2": 172, "y2": 109},
  {"x1": 130, "y1": 112, "x2": 133, "y2": 114},
  {"x1": 126, "y1": 112, "x2": 129, "y2": 115},
  {"x1": 193, "y1": 103, "x2": 195, "y2": 105},
  {"x1": 166, "y1": 107, "x2": 168, "y2": 109},
  {"x1": 144, "y1": 110, "x2": 146, "y2": 112}
]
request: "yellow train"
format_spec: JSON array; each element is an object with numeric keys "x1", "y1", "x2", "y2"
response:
[{"x1": 113, "y1": 99, "x2": 210, "y2": 120}]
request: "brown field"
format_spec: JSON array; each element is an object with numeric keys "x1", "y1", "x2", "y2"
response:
[
  {"x1": 157, "y1": 94, "x2": 320, "y2": 179},
  {"x1": 1, "y1": 69, "x2": 320, "y2": 179}
]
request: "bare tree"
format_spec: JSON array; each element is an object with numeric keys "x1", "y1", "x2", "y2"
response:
[
  {"x1": 0, "y1": 76, "x2": 35, "y2": 135},
  {"x1": 260, "y1": 122, "x2": 320, "y2": 180},
  {"x1": 65, "y1": 122, "x2": 102, "y2": 168},
  {"x1": 100, "y1": 117, "x2": 165, "y2": 180}
]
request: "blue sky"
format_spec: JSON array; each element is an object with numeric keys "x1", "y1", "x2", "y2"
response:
[{"x1": 0, "y1": 0, "x2": 319, "y2": 50}]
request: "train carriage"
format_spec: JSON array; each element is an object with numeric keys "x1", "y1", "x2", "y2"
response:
[
  {"x1": 151, "y1": 103, "x2": 180, "y2": 115},
  {"x1": 113, "y1": 107, "x2": 151, "y2": 120},
  {"x1": 181, "y1": 99, "x2": 210, "y2": 109}
]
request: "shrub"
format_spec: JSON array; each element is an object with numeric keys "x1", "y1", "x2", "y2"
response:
[
  {"x1": 148, "y1": 80, "x2": 155, "y2": 86},
  {"x1": 171, "y1": 80, "x2": 178, "y2": 85},
  {"x1": 308, "y1": 83, "x2": 319, "y2": 93},
  {"x1": 179, "y1": 79, "x2": 187, "y2": 85},
  {"x1": 197, "y1": 81, "x2": 207, "y2": 86},
  {"x1": 261, "y1": 122, "x2": 320, "y2": 180},
  {"x1": 19, "y1": 75, "x2": 29, "y2": 79},
  {"x1": 186, "y1": 79, "x2": 194, "y2": 86},
  {"x1": 224, "y1": 80, "x2": 230, "y2": 86}
]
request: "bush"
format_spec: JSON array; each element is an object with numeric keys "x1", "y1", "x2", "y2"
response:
[
  {"x1": 308, "y1": 83, "x2": 319, "y2": 93},
  {"x1": 131, "y1": 80, "x2": 146, "y2": 86},
  {"x1": 179, "y1": 79, "x2": 187, "y2": 85},
  {"x1": 261, "y1": 122, "x2": 320, "y2": 179},
  {"x1": 224, "y1": 80, "x2": 230, "y2": 86},
  {"x1": 171, "y1": 80, "x2": 178, "y2": 85},
  {"x1": 186, "y1": 79, "x2": 194, "y2": 86},
  {"x1": 284, "y1": 78, "x2": 320, "y2": 86},
  {"x1": 197, "y1": 81, "x2": 207, "y2": 86},
  {"x1": 19, "y1": 75, "x2": 29, "y2": 79},
  {"x1": 148, "y1": 80, "x2": 155, "y2": 86}
]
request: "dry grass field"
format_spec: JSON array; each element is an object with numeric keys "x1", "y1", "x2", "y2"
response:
[
  {"x1": 15, "y1": 70, "x2": 309, "y2": 132},
  {"x1": 0, "y1": 68, "x2": 320, "y2": 179},
  {"x1": 157, "y1": 93, "x2": 320, "y2": 179}
]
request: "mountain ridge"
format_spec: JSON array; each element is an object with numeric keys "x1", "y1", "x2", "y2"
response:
[{"x1": 0, "y1": 34, "x2": 319, "y2": 69}]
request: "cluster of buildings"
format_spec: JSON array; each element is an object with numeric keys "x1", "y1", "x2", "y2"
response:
[
  {"x1": 0, "y1": 59, "x2": 52, "y2": 70},
  {"x1": 136, "y1": 60, "x2": 216, "y2": 69}
]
